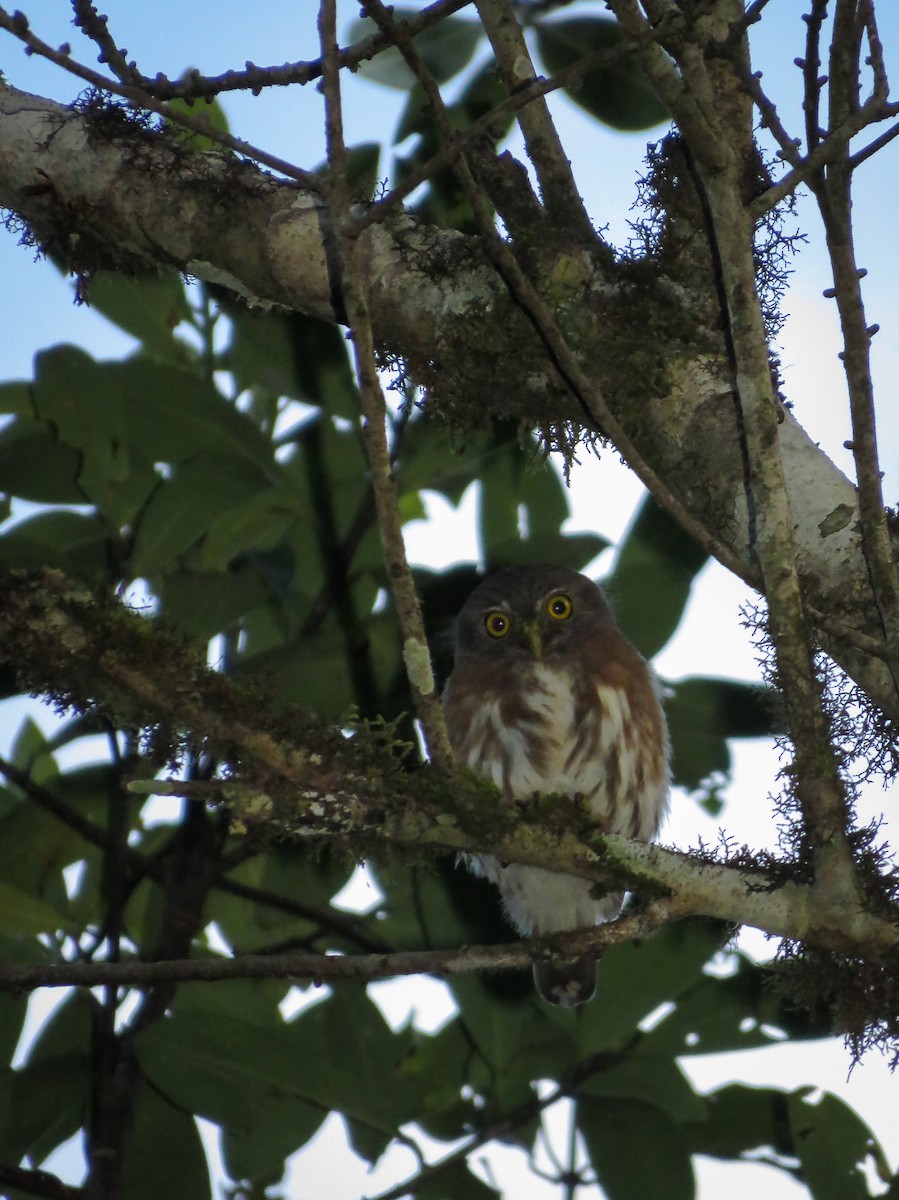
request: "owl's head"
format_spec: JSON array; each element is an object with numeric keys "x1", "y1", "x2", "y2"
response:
[{"x1": 453, "y1": 565, "x2": 615, "y2": 664}]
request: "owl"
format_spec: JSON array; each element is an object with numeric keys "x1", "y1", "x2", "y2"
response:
[{"x1": 443, "y1": 564, "x2": 670, "y2": 1007}]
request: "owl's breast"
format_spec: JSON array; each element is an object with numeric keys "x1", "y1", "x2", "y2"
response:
[
  {"x1": 448, "y1": 662, "x2": 609, "y2": 801},
  {"x1": 445, "y1": 658, "x2": 660, "y2": 833}
]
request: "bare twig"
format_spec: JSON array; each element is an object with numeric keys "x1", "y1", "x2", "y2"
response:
[
  {"x1": 347, "y1": 33, "x2": 652, "y2": 237},
  {"x1": 748, "y1": 94, "x2": 899, "y2": 218},
  {"x1": 0, "y1": 904, "x2": 673, "y2": 994},
  {"x1": 0, "y1": 1165, "x2": 82, "y2": 1200},
  {"x1": 366, "y1": 1043, "x2": 629, "y2": 1200},
  {"x1": 605, "y1": 0, "x2": 859, "y2": 899},
  {"x1": 317, "y1": 0, "x2": 454, "y2": 771},
  {"x1": 62, "y1": 0, "x2": 475, "y2": 102},
  {"x1": 805, "y1": 1, "x2": 899, "y2": 704},
  {"x1": 0, "y1": 7, "x2": 322, "y2": 190}
]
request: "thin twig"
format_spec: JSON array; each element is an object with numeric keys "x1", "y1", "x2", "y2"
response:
[
  {"x1": 62, "y1": 0, "x2": 474, "y2": 102},
  {"x1": 804, "y1": 1, "x2": 899, "y2": 705},
  {"x1": 0, "y1": 1165, "x2": 82, "y2": 1200},
  {"x1": 631, "y1": 0, "x2": 859, "y2": 894},
  {"x1": 0, "y1": 903, "x2": 673, "y2": 994},
  {"x1": 318, "y1": 0, "x2": 454, "y2": 770},
  {"x1": 748, "y1": 94, "x2": 899, "y2": 218},
  {"x1": 0, "y1": 7, "x2": 321, "y2": 191},
  {"x1": 365, "y1": 1043, "x2": 626, "y2": 1200}
]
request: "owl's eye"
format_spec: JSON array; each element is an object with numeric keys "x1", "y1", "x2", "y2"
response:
[
  {"x1": 546, "y1": 593, "x2": 573, "y2": 621},
  {"x1": 484, "y1": 611, "x2": 510, "y2": 638}
]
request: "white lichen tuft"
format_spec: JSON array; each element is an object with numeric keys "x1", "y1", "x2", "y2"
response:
[{"x1": 403, "y1": 638, "x2": 436, "y2": 696}]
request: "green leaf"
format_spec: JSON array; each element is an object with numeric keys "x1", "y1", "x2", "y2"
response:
[
  {"x1": 3, "y1": 993, "x2": 93, "y2": 1163},
  {"x1": 0, "y1": 938, "x2": 47, "y2": 1068},
  {"x1": 639, "y1": 952, "x2": 829, "y2": 1058},
  {"x1": 199, "y1": 485, "x2": 300, "y2": 571},
  {"x1": 2, "y1": 1053, "x2": 91, "y2": 1165},
  {"x1": 237, "y1": 606, "x2": 399, "y2": 720},
  {"x1": 32, "y1": 345, "x2": 276, "y2": 474},
  {"x1": 0, "y1": 381, "x2": 34, "y2": 415},
  {"x1": 154, "y1": 566, "x2": 274, "y2": 639},
  {"x1": 9, "y1": 714, "x2": 55, "y2": 779},
  {"x1": 397, "y1": 419, "x2": 492, "y2": 504},
  {"x1": 416, "y1": 1161, "x2": 501, "y2": 1200},
  {"x1": 579, "y1": 1096, "x2": 694, "y2": 1200},
  {"x1": 121, "y1": 1084, "x2": 212, "y2": 1200},
  {"x1": 84, "y1": 271, "x2": 193, "y2": 361},
  {"x1": 0, "y1": 881, "x2": 67, "y2": 937},
  {"x1": 292, "y1": 988, "x2": 417, "y2": 1162},
  {"x1": 789, "y1": 1089, "x2": 888, "y2": 1200},
  {"x1": 685, "y1": 1083, "x2": 793, "y2": 1161},
  {"x1": 130, "y1": 454, "x2": 273, "y2": 577},
  {"x1": 228, "y1": 311, "x2": 359, "y2": 419},
  {"x1": 348, "y1": 12, "x2": 480, "y2": 89},
  {"x1": 0, "y1": 511, "x2": 110, "y2": 582},
  {"x1": 396, "y1": 62, "x2": 511, "y2": 143},
  {"x1": 0, "y1": 786, "x2": 89, "y2": 919},
  {"x1": 0, "y1": 420, "x2": 85, "y2": 503},
  {"x1": 479, "y1": 434, "x2": 594, "y2": 570},
  {"x1": 665, "y1": 677, "x2": 779, "y2": 791},
  {"x1": 450, "y1": 975, "x2": 577, "y2": 1111},
  {"x1": 137, "y1": 979, "x2": 325, "y2": 1186},
  {"x1": 606, "y1": 494, "x2": 709, "y2": 658},
  {"x1": 578, "y1": 920, "x2": 726, "y2": 1054},
  {"x1": 579, "y1": 1057, "x2": 706, "y2": 1122},
  {"x1": 536, "y1": 18, "x2": 669, "y2": 132}
]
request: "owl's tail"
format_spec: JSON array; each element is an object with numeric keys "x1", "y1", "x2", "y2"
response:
[{"x1": 533, "y1": 953, "x2": 597, "y2": 1007}]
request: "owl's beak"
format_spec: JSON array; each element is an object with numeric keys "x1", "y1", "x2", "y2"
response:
[{"x1": 522, "y1": 619, "x2": 543, "y2": 660}]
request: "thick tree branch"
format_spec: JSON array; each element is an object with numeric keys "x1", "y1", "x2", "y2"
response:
[
  {"x1": 128, "y1": 776, "x2": 898, "y2": 960},
  {"x1": 0, "y1": 80, "x2": 896, "y2": 719},
  {"x1": 1, "y1": 567, "x2": 895, "y2": 964}
]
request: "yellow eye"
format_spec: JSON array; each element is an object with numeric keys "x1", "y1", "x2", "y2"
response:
[
  {"x1": 485, "y1": 611, "x2": 510, "y2": 638},
  {"x1": 546, "y1": 593, "x2": 573, "y2": 621}
]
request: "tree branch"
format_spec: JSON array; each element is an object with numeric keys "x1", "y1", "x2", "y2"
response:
[
  {"x1": 0, "y1": 8, "x2": 322, "y2": 190},
  {"x1": 471, "y1": 0, "x2": 595, "y2": 242},
  {"x1": 0, "y1": 1165, "x2": 81, "y2": 1200},
  {"x1": 1, "y1": 72, "x2": 897, "y2": 713},
  {"x1": 127, "y1": 775, "x2": 899, "y2": 961},
  {"x1": 0, "y1": 903, "x2": 676, "y2": 994},
  {"x1": 319, "y1": 0, "x2": 454, "y2": 771}
]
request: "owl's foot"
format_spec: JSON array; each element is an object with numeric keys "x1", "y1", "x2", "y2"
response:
[{"x1": 533, "y1": 952, "x2": 597, "y2": 1007}]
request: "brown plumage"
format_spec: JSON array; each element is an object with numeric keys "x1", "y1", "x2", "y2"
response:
[{"x1": 443, "y1": 565, "x2": 669, "y2": 1007}]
